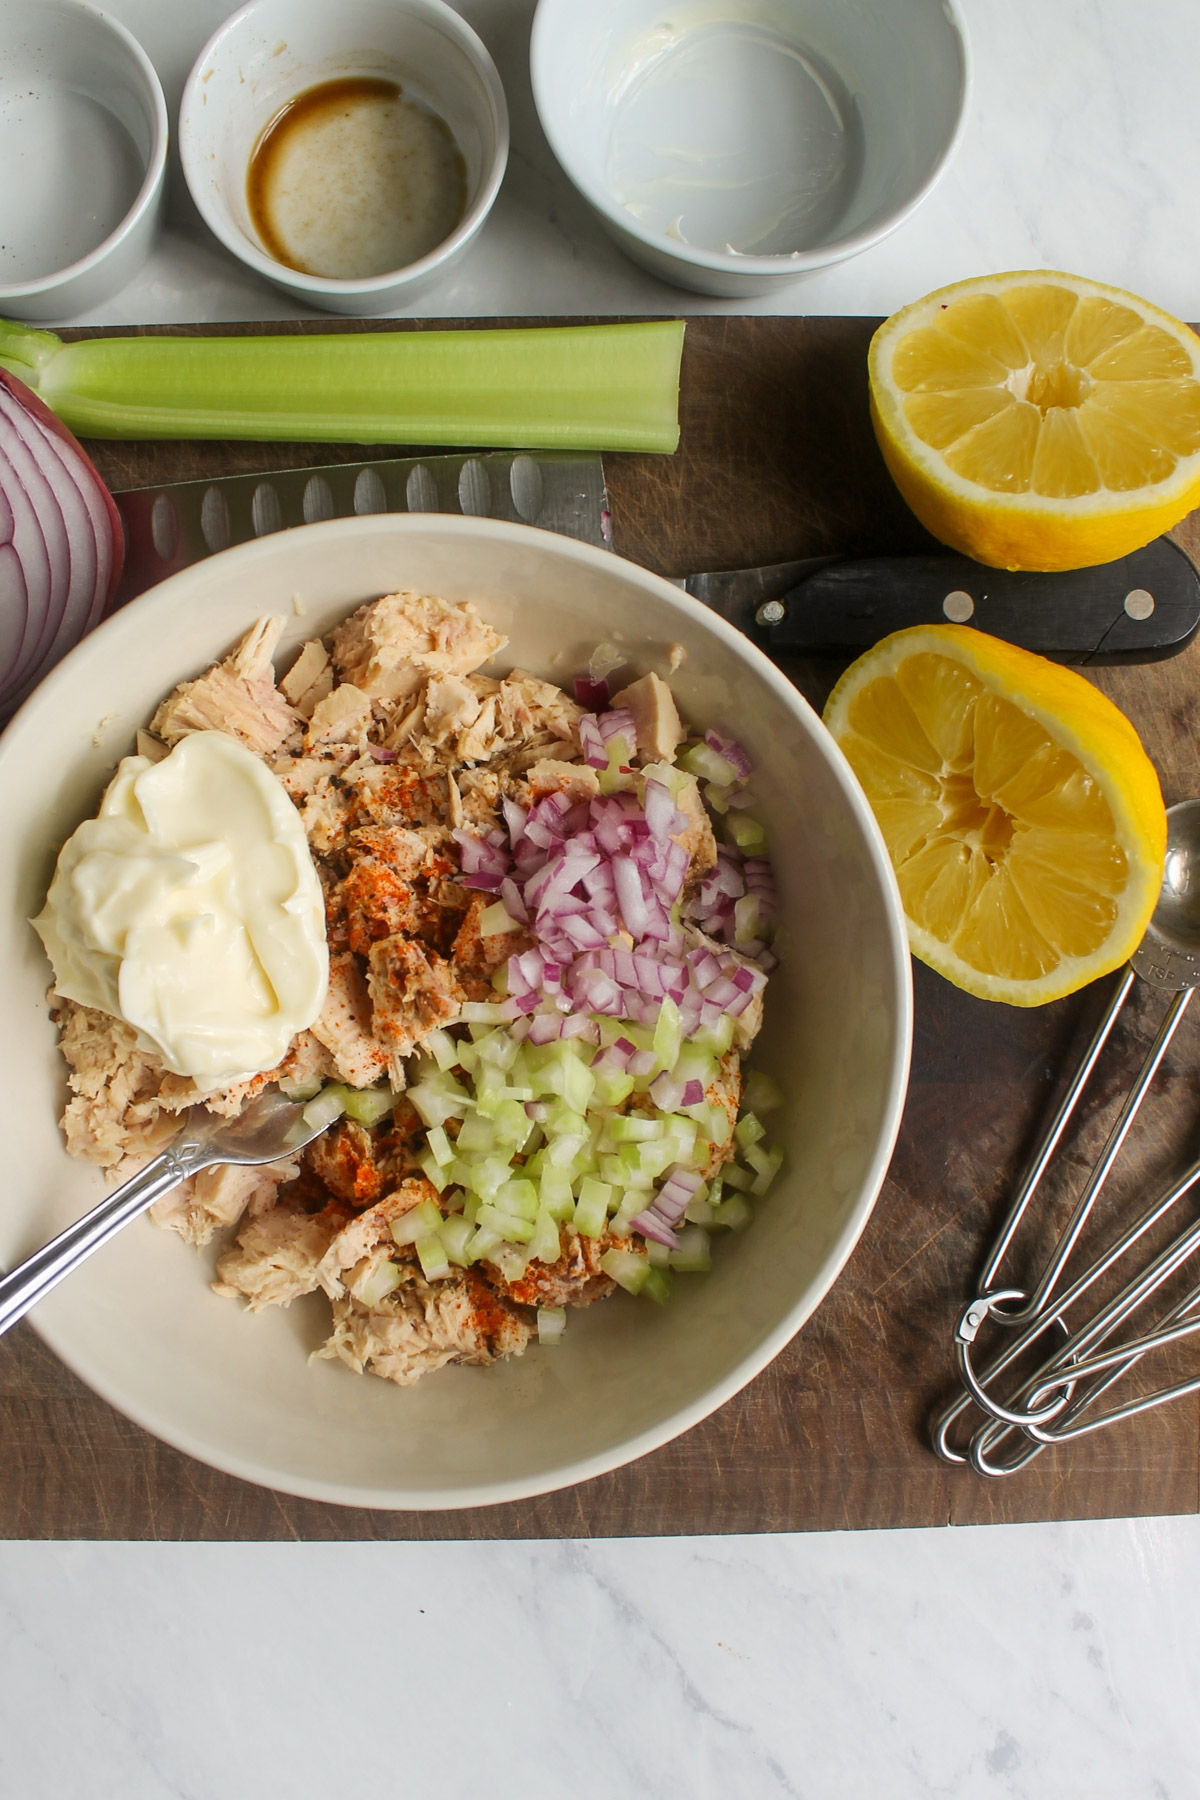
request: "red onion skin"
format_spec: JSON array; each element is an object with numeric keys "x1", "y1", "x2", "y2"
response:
[{"x1": 0, "y1": 370, "x2": 123, "y2": 611}]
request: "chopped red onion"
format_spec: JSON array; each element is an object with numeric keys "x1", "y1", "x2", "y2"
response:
[
  {"x1": 574, "y1": 675, "x2": 609, "y2": 708},
  {"x1": 705, "y1": 728, "x2": 752, "y2": 782}
]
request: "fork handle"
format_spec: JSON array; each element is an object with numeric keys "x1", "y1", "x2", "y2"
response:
[{"x1": 0, "y1": 1148, "x2": 195, "y2": 1337}]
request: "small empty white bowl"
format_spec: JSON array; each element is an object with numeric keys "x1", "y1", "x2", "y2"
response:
[
  {"x1": 0, "y1": 0, "x2": 168, "y2": 322},
  {"x1": 180, "y1": 0, "x2": 509, "y2": 316},
  {"x1": 531, "y1": 0, "x2": 971, "y2": 298}
]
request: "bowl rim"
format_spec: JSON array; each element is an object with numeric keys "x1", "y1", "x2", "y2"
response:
[
  {"x1": 529, "y1": 0, "x2": 972, "y2": 278},
  {"x1": 4, "y1": 514, "x2": 913, "y2": 1509},
  {"x1": 178, "y1": 0, "x2": 510, "y2": 300},
  {"x1": 0, "y1": 0, "x2": 169, "y2": 303}
]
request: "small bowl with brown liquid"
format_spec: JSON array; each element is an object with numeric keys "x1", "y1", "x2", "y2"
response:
[{"x1": 179, "y1": 0, "x2": 508, "y2": 314}]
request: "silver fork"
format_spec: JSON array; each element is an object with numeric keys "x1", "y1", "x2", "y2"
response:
[{"x1": 0, "y1": 1091, "x2": 335, "y2": 1337}]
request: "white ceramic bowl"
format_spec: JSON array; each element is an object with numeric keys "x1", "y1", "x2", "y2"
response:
[
  {"x1": 0, "y1": 0, "x2": 168, "y2": 322},
  {"x1": 0, "y1": 515, "x2": 911, "y2": 1508},
  {"x1": 180, "y1": 0, "x2": 509, "y2": 316},
  {"x1": 531, "y1": 0, "x2": 971, "y2": 298}
]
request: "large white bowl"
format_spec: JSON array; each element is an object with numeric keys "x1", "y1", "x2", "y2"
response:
[
  {"x1": 531, "y1": 0, "x2": 971, "y2": 298},
  {"x1": 0, "y1": 516, "x2": 911, "y2": 1509}
]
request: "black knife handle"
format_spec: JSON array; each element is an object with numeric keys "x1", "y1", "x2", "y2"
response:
[{"x1": 764, "y1": 539, "x2": 1200, "y2": 664}]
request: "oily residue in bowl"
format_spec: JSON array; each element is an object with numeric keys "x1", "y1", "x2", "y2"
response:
[{"x1": 246, "y1": 76, "x2": 467, "y2": 279}]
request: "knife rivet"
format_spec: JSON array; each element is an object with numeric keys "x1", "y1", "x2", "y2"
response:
[
  {"x1": 943, "y1": 589, "x2": 974, "y2": 622},
  {"x1": 1124, "y1": 588, "x2": 1155, "y2": 620},
  {"x1": 756, "y1": 599, "x2": 786, "y2": 626}
]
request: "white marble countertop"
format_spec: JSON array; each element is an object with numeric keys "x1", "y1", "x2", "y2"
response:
[{"x1": 6, "y1": 0, "x2": 1200, "y2": 1792}]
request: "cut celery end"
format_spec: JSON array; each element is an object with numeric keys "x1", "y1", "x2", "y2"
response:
[
  {"x1": 391, "y1": 1198, "x2": 444, "y2": 1247},
  {"x1": 599, "y1": 1245, "x2": 650, "y2": 1294},
  {"x1": 341, "y1": 1085, "x2": 395, "y2": 1127},
  {"x1": 416, "y1": 1232, "x2": 452, "y2": 1281},
  {"x1": 537, "y1": 1307, "x2": 567, "y2": 1344},
  {"x1": 641, "y1": 1266, "x2": 674, "y2": 1305}
]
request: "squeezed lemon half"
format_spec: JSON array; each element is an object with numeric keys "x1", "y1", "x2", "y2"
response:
[
  {"x1": 824, "y1": 625, "x2": 1166, "y2": 1005},
  {"x1": 869, "y1": 271, "x2": 1200, "y2": 570}
]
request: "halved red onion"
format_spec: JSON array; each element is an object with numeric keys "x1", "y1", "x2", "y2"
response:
[{"x1": 0, "y1": 369, "x2": 122, "y2": 723}]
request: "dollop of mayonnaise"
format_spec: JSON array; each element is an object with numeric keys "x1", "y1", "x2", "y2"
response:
[{"x1": 33, "y1": 732, "x2": 328, "y2": 1089}]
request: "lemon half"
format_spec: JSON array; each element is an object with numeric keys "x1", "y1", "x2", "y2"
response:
[
  {"x1": 824, "y1": 624, "x2": 1166, "y2": 1005},
  {"x1": 869, "y1": 271, "x2": 1200, "y2": 570}
]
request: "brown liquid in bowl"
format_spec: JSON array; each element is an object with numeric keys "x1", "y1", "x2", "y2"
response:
[{"x1": 246, "y1": 76, "x2": 468, "y2": 280}]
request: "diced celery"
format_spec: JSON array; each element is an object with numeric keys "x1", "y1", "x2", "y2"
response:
[
  {"x1": 466, "y1": 1225, "x2": 504, "y2": 1262},
  {"x1": 640, "y1": 759, "x2": 690, "y2": 797},
  {"x1": 490, "y1": 1244, "x2": 529, "y2": 1283},
  {"x1": 425, "y1": 1028, "x2": 459, "y2": 1072},
  {"x1": 538, "y1": 1168, "x2": 576, "y2": 1220},
  {"x1": 476, "y1": 1028, "x2": 520, "y2": 1071},
  {"x1": 407, "y1": 1072, "x2": 471, "y2": 1127},
  {"x1": 683, "y1": 1195, "x2": 717, "y2": 1227},
  {"x1": 693, "y1": 1015, "x2": 735, "y2": 1057},
  {"x1": 742, "y1": 1070, "x2": 784, "y2": 1115},
  {"x1": 641, "y1": 1266, "x2": 674, "y2": 1304},
  {"x1": 301, "y1": 1085, "x2": 348, "y2": 1131},
  {"x1": 457, "y1": 1110, "x2": 502, "y2": 1154},
  {"x1": 477, "y1": 1204, "x2": 536, "y2": 1243},
  {"x1": 607, "y1": 1115, "x2": 665, "y2": 1143},
  {"x1": 495, "y1": 1178, "x2": 539, "y2": 1221},
  {"x1": 735, "y1": 1112, "x2": 766, "y2": 1150},
  {"x1": 390, "y1": 1199, "x2": 444, "y2": 1246},
  {"x1": 461, "y1": 1154, "x2": 513, "y2": 1201},
  {"x1": 728, "y1": 814, "x2": 767, "y2": 853},
  {"x1": 645, "y1": 1238, "x2": 673, "y2": 1268},
  {"x1": 598, "y1": 1154, "x2": 628, "y2": 1187},
  {"x1": 479, "y1": 902, "x2": 520, "y2": 937},
  {"x1": 462, "y1": 1194, "x2": 481, "y2": 1225},
  {"x1": 678, "y1": 742, "x2": 738, "y2": 785},
  {"x1": 668, "y1": 1225, "x2": 712, "y2": 1272},
  {"x1": 537, "y1": 1307, "x2": 567, "y2": 1344},
  {"x1": 277, "y1": 1074, "x2": 323, "y2": 1102},
  {"x1": 746, "y1": 1142, "x2": 784, "y2": 1195},
  {"x1": 491, "y1": 1098, "x2": 536, "y2": 1148},
  {"x1": 712, "y1": 1195, "x2": 754, "y2": 1230},
  {"x1": 652, "y1": 996, "x2": 682, "y2": 1071},
  {"x1": 426, "y1": 1124, "x2": 454, "y2": 1167},
  {"x1": 544, "y1": 1100, "x2": 589, "y2": 1139},
  {"x1": 438, "y1": 1215, "x2": 475, "y2": 1267},
  {"x1": 342, "y1": 1085, "x2": 396, "y2": 1127},
  {"x1": 704, "y1": 1102, "x2": 734, "y2": 1145},
  {"x1": 633, "y1": 1139, "x2": 678, "y2": 1180},
  {"x1": 456, "y1": 1040, "x2": 481, "y2": 1076},
  {"x1": 591, "y1": 1069, "x2": 636, "y2": 1108},
  {"x1": 416, "y1": 1232, "x2": 452, "y2": 1280},
  {"x1": 599, "y1": 1245, "x2": 650, "y2": 1294},
  {"x1": 528, "y1": 1207, "x2": 563, "y2": 1265},
  {"x1": 354, "y1": 1258, "x2": 403, "y2": 1308},
  {"x1": 546, "y1": 1131, "x2": 590, "y2": 1171},
  {"x1": 721, "y1": 1162, "x2": 754, "y2": 1192},
  {"x1": 574, "y1": 1177, "x2": 612, "y2": 1237},
  {"x1": 417, "y1": 1149, "x2": 449, "y2": 1191}
]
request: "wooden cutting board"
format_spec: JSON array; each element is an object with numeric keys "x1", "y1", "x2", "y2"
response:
[{"x1": 4, "y1": 315, "x2": 1199, "y2": 1540}]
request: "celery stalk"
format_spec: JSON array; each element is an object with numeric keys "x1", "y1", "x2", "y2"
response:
[{"x1": 0, "y1": 319, "x2": 685, "y2": 451}]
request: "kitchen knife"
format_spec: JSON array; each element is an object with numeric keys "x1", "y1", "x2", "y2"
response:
[{"x1": 111, "y1": 453, "x2": 1200, "y2": 664}]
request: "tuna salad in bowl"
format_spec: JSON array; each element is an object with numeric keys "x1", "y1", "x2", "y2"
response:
[{"x1": 0, "y1": 514, "x2": 910, "y2": 1508}]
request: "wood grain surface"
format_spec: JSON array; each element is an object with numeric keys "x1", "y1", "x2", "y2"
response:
[{"x1": 4, "y1": 314, "x2": 1199, "y2": 1539}]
